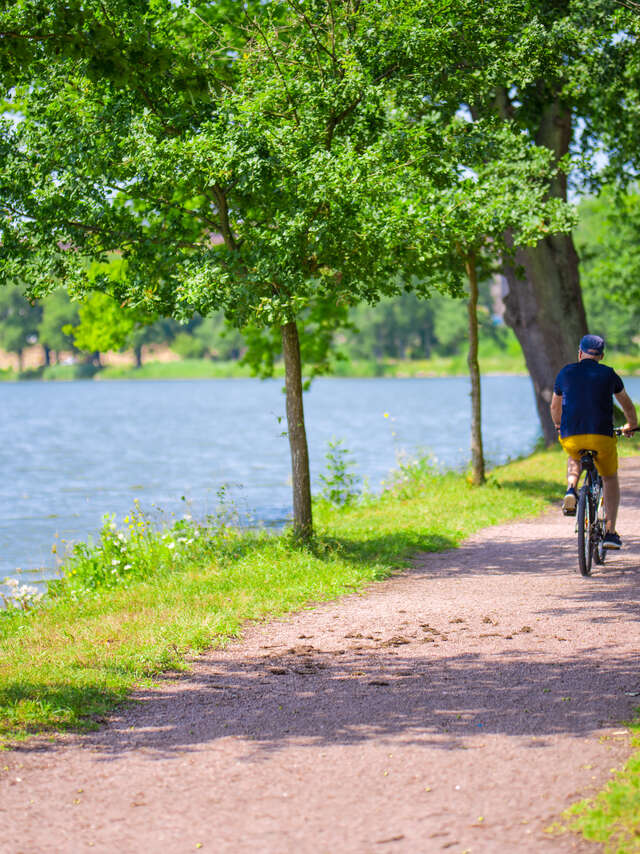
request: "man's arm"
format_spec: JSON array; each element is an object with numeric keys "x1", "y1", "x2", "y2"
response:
[
  {"x1": 550, "y1": 392, "x2": 563, "y2": 430},
  {"x1": 615, "y1": 389, "x2": 638, "y2": 434}
]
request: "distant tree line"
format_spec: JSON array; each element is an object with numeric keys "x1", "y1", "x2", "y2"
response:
[{"x1": 0, "y1": 281, "x2": 499, "y2": 370}]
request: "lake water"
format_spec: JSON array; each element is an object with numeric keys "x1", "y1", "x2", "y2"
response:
[{"x1": 2, "y1": 375, "x2": 639, "y2": 583}]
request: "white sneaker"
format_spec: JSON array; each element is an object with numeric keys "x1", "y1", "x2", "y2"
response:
[{"x1": 562, "y1": 487, "x2": 577, "y2": 516}]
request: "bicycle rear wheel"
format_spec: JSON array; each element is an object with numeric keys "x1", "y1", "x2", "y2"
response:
[
  {"x1": 593, "y1": 478, "x2": 606, "y2": 565},
  {"x1": 577, "y1": 484, "x2": 593, "y2": 577}
]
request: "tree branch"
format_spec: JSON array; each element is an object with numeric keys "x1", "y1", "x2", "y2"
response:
[
  {"x1": 283, "y1": 0, "x2": 334, "y2": 67},
  {"x1": 612, "y1": 0, "x2": 640, "y2": 12},
  {"x1": 244, "y1": 10, "x2": 300, "y2": 126},
  {"x1": 0, "y1": 31, "x2": 73, "y2": 41},
  {"x1": 212, "y1": 184, "x2": 238, "y2": 251}
]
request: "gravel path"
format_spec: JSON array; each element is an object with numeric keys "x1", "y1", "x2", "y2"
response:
[{"x1": 3, "y1": 459, "x2": 640, "y2": 854}]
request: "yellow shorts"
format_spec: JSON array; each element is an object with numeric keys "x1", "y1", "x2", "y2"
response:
[{"x1": 559, "y1": 434, "x2": 618, "y2": 478}]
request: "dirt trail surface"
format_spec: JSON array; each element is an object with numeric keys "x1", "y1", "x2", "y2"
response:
[{"x1": 4, "y1": 461, "x2": 640, "y2": 854}]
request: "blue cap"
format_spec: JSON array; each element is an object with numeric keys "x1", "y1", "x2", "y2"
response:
[{"x1": 579, "y1": 334, "x2": 605, "y2": 356}]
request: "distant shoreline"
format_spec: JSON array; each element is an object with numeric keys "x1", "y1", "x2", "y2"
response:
[
  {"x1": 2, "y1": 352, "x2": 639, "y2": 382},
  {"x1": 0, "y1": 354, "x2": 528, "y2": 381}
]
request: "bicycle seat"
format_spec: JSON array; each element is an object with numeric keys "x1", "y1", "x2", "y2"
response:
[{"x1": 579, "y1": 449, "x2": 597, "y2": 470}]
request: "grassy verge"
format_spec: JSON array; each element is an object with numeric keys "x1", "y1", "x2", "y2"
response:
[
  {"x1": 557, "y1": 716, "x2": 640, "y2": 853},
  {"x1": 0, "y1": 448, "x2": 567, "y2": 744},
  {"x1": 330, "y1": 352, "x2": 528, "y2": 377},
  {"x1": 97, "y1": 359, "x2": 256, "y2": 380}
]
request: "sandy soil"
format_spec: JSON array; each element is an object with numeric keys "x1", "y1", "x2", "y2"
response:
[{"x1": 3, "y1": 460, "x2": 640, "y2": 854}]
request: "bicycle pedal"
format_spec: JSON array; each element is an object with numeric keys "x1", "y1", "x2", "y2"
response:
[{"x1": 563, "y1": 508, "x2": 576, "y2": 517}]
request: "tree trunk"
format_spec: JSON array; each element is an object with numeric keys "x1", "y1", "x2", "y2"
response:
[
  {"x1": 281, "y1": 319, "x2": 313, "y2": 540},
  {"x1": 134, "y1": 344, "x2": 143, "y2": 369},
  {"x1": 465, "y1": 253, "x2": 485, "y2": 486},
  {"x1": 43, "y1": 345, "x2": 51, "y2": 367},
  {"x1": 502, "y1": 234, "x2": 587, "y2": 445},
  {"x1": 499, "y1": 96, "x2": 588, "y2": 445}
]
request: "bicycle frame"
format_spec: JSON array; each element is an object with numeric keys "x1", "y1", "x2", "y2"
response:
[{"x1": 576, "y1": 450, "x2": 606, "y2": 577}]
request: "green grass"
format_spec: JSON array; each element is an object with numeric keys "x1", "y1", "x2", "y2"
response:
[
  {"x1": 97, "y1": 359, "x2": 256, "y2": 380},
  {"x1": 559, "y1": 718, "x2": 640, "y2": 853},
  {"x1": 41, "y1": 363, "x2": 99, "y2": 381},
  {"x1": 0, "y1": 448, "x2": 566, "y2": 744},
  {"x1": 609, "y1": 353, "x2": 640, "y2": 376}
]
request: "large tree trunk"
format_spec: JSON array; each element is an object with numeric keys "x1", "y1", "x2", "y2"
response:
[
  {"x1": 501, "y1": 97, "x2": 588, "y2": 445},
  {"x1": 502, "y1": 234, "x2": 587, "y2": 445},
  {"x1": 465, "y1": 252, "x2": 485, "y2": 485},
  {"x1": 281, "y1": 319, "x2": 313, "y2": 540}
]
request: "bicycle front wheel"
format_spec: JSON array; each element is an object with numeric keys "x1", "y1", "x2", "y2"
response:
[{"x1": 577, "y1": 484, "x2": 593, "y2": 577}]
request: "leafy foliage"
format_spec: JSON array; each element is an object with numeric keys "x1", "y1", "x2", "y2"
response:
[
  {"x1": 63, "y1": 292, "x2": 138, "y2": 353},
  {"x1": 0, "y1": 285, "x2": 41, "y2": 362},
  {"x1": 318, "y1": 439, "x2": 361, "y2": 506},
  {"x1": 575, "y1": 188, "x2": 640, "y2": 352},
  {"x1": 37, "y1": 289, "x2": 79, "y2": 355},
  {"x1": 53, "y1": 500, "x2": 241, "y2": 596}
]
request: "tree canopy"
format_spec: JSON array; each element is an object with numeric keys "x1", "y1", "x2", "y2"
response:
[
  {"x1": 575, "y1": 187, "x2": 640, "y2": 349},
  {"x1": 0, "y1": 0, "x2": 583, "y2": 532}
]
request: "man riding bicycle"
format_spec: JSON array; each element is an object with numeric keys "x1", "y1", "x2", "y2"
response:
[{"x1": 550, "y1": 334, "x2": 637, "y2": 550}]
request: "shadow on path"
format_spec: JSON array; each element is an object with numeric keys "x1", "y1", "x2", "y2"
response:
[{"x1": 63, "y1": 644, "x2": 640, "y2": 762}]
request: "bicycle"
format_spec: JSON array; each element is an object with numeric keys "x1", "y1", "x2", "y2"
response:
[{"x1": 575, "y1": 426, "x2": 637, "y2": 577}]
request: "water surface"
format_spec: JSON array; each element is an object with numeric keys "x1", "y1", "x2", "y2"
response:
[{"x1": 0, "y1": 375, "x2": 557, "y2": 581}]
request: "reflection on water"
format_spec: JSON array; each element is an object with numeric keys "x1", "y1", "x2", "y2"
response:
[{"x1": 0, "y1": 375, "x2": 549, "y2": 581}]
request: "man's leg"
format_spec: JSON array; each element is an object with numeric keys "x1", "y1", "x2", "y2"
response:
[
  {"x1": 603, "y1": 474, "x2": 620, "y2": 533},
  {"x1": 562, "y1": 456, "x2": 580, "y2": 514},
  {"x1": 567, "y1": 457, "x2": 580, "y2": 489}
]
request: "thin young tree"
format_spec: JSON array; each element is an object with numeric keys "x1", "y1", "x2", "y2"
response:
[
  {"x1": 412, "y1": 128, "x2": 575, "y2": 483},
  {"x1": 0, "y1": 0, "x2": 481, "y2": 537}
]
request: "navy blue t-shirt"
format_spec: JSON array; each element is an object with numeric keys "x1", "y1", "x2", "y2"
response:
[{"x1": 554, "y1": 359, "x2": 624, "y2": 438}]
